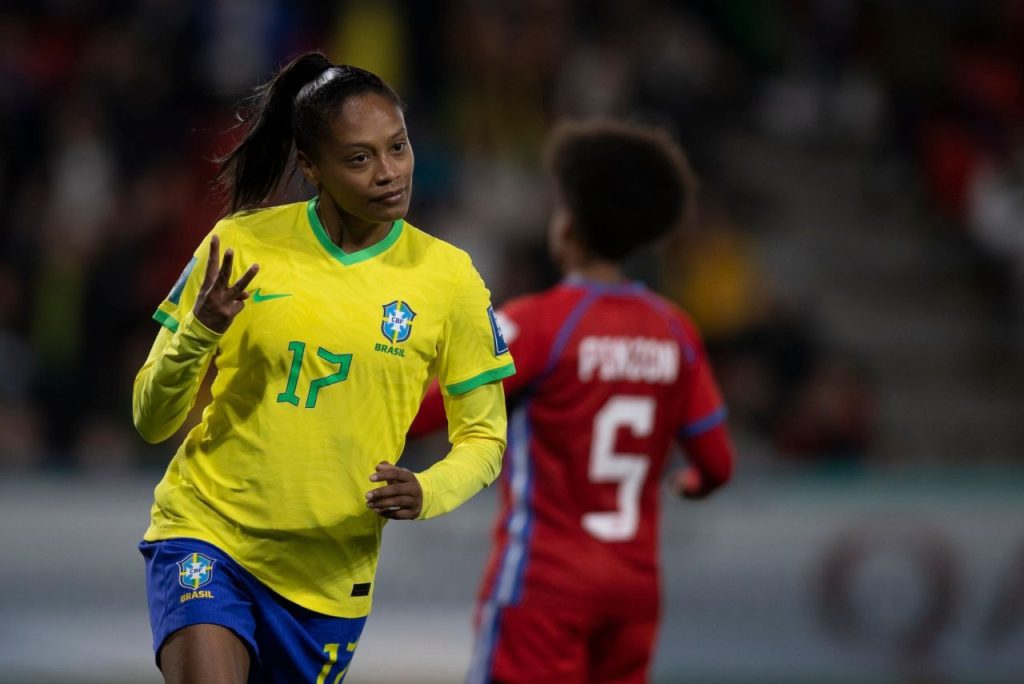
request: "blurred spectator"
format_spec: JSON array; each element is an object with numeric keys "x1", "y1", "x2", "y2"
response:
[
  {"x1": 968, "y1": 132, "x2": 1024, "y2": 349},
  {"x1": 773, "y1": 353, "x2": 876, "y2": 464},
  {"x1": 2, "y1": 0, "x2": 1019, "y2": 470},
  {"x1": 663, "y1": 186, "x2": 876, "y2": 464},
  {"x1": 0, "y1": 259, "x2": 42, "y2": 469}
]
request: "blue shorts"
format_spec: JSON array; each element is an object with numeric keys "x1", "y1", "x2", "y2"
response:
[{"x1": 140, "y1": 537, "x2": 366, "y2": 683}]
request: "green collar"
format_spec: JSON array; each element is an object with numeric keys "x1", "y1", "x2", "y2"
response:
[{"x1": 306, "y1": 197, "x2": 404, "y2": 266}]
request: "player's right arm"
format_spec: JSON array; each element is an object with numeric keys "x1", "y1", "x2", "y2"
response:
[{"x1": 132, "y1": 233, "x2": 258, "y2": 443}]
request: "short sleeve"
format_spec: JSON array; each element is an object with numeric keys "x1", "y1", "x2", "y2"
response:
[
  {"x1": 436, "y1": 258, "x2": 516, "y2": 396},
  {"x1": 153, "y1": 221, "x2": 233, "y2": 333},
  {"x1": 676, "y1": 316, "x2": 727, "y2": 439}
]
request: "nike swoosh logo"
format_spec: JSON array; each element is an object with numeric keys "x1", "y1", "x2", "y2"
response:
[{"x1": 252, "y1": 288, "x2": 292, "y2": 303}]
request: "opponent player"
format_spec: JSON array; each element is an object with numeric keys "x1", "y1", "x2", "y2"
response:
[
  {"x1": 410, "y1": 120, "x2": 735, "y2": 683},
  {"x1": 132, "y1": 52, "x2": 514, "y2": 683}
]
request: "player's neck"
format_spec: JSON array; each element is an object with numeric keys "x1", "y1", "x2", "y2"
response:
[
  {"x1": 565, "y1": 259, "x2": 624, "y2": 285},
  {"x1": 316, "y1": 199, "x2": 392, "y2": 253}
]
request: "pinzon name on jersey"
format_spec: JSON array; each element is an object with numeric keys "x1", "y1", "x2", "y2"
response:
[
  {"x1": 374, "y1": 342, "x2": 405, "y2": 357},
  {"x1": 578, "y1": 336, "x2": 679, "y2": 384},
  {"x1": 180, "y1": 590, "x2": 214, "y2": 603}
]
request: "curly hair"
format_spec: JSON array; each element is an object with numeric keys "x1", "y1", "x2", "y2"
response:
[{"x1": 545, "y1": 119, "x2": 696, "y2": 261}]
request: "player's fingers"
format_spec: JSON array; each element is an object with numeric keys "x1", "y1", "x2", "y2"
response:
[
  {"x1": 366, "y1": 494, "x2": 417, "y2": 510},
  {"x1": 202, "y1": 236, "x2": 220, "y2": 288},
  {"x1": 365, "y1": 482, "x2": 415, "y2": 502},
  {"x1": 217, "y1": 248, "x2": 235, "y2": 287},
  {"x1": 390, "y1": 507, "x2": 419, "y2": 521},
  {"x1": 373, "y1": 460, "x2": 395, "y2": 474},
  {"x1": 370, "y1": 464, "x2": 410, "y2": 483},
  {"x1": 370, "y1": 492, "x2": 417, "y2": 507},
  {"x1": 231, "y1": 263, "x2": 260, "y2": 297},
  {"x1": 374, "y1": 505, "x2": 418, "y2": 521}
]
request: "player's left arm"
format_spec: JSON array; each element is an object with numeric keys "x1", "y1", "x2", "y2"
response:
[
  {"x1": 367, "y1": 381, "x2": 506, "y2": 520},
  {"x1": 369, "y1": 255, "x2": 513, "y2": 520},
  {"x1": 675, "y1": 423, "x2": 735, "y2": 499},
  {"x1": 672, "y1": 315, "x2": 735, "y2": 499}
]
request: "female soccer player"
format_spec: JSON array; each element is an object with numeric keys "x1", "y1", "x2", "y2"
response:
[
  {"x1": 411, "y1": 120, "x2": 735, "y2": 683},
  {"x1": 133, "y1": 52, "x2": 514, "y2": 683}
]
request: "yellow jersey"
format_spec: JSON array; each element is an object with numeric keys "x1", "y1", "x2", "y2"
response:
[{"x1": 137, "y1": 198, "x2": 514, "y2": 617}]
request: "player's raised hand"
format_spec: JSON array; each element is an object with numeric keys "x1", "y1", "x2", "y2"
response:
[
  {"x1": 194, "y1": 235, "x2": 260, "y2": 333},
  {"x1": 365, "y1": 461, "x2": 423, "y2": 520}
]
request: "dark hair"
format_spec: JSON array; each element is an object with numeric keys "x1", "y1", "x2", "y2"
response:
[
  {"x1": 545, "y1": 120, "x2": 696, "y2": 262},
  {"x1": 215, "y1": 51, "x2": 404, "y2": 215}
]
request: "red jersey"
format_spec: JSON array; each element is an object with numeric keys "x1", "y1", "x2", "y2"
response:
[{"x1": 477, "y1": 278, "x2": 726, "y2": 620}]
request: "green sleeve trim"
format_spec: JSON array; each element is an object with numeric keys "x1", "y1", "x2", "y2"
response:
[
  {"x1": 445, "y1": 362, "x2": 516, "y2": 396},
  {"x1": 153, "y1": 309, "x2": 179, "y2": 333}
]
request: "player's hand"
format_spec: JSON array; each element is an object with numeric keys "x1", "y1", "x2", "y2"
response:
[
  {"x1": 673, "y1": 466, "x2": 710, "y2": 500},
  {"x1": 366, "y1": 461, "x2": 423, "y2": 520},
  {"x1": 193, "y1": 235, "x2": 260, "y2": 333}
]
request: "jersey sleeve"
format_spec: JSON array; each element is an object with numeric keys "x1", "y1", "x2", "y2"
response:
[
  {"x1": 435, "y1": 258, "x2": 516, "y2": 396},
  {"x1": 153, "y1": 219, "x2": 235, "y2": 333},
  {"x1": 408, "y1": 296, "x2": 545, "y2": 436},
  {"x1": 133, "y1": 310, "x2": 221, "y2": 443},
  {"x1": 492, "y1": 297, "x2": 549, "y2": 398},
  {"x1": 675, "y1": 314, "x2": 728, "y2": 439},
  {"x1": 416, "y1": 381, "x2": 507, "y2": 519}
]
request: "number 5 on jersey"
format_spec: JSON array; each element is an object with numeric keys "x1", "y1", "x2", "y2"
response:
[
  {"x1": 276, "y1": 340, "x2": 352, "y2": 409},
  {"x1": 583, "y1": 396, "x2": 654, "y2": 542}
]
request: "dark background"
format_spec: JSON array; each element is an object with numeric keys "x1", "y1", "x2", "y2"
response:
[{"x1": 1, "y1": 1, "x2": 1022, "y2": 682}]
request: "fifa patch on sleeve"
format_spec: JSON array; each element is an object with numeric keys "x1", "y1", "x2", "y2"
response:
[
  {"x1": 488, "y1": 306, "x2": 509, "y2": 355},
  {"x1": 167, "y1": 256, "x2": 197, "y2": 305}
]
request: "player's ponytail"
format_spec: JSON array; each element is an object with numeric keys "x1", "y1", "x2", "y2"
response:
[
  {"x1": 215, "y1": 51, "x2": 331, "y2": 215},
  {"x1": 214, "y1": 51, "x2": 403, "y2": 216}
]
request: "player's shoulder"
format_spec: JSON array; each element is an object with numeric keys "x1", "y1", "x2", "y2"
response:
[
  {"x1": 498, "y1": 284, "x2": 557, "y2": 315},
  {"x1": 498, "y1": 284, "x2": 588, "y2": 337},
  {"x1": 400, "y1": 221, "x2": 476, "y2": 273},
  {"x1": 401, "y1": 222, "x2": 469, "y2": 260},
  {"x1": 216, "y1": 201, "x2": 305, "y2": 244},
  {"x1": 629, "y1": 287, "x2": 704, "y2": 339}
]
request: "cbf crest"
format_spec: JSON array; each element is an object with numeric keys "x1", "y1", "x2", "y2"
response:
[
  {"x1": 381, "y1": 300, "x2": 416, "y2": 344},
  {"x1": 177, "y1": 552, "x2": 215, "y2": 590}
]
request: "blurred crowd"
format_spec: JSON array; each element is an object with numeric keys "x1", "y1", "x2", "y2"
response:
[
  {"x1": 884, "y1": 2, "x2": 1024, "y2": 352},
  {"x1": 1, "y1": 0, "x2": 1021, "y2": 471}
]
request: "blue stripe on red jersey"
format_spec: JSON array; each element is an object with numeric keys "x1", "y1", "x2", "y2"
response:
[{"x1": 678, "y1": 406, "x2": 729, "y2": 439}]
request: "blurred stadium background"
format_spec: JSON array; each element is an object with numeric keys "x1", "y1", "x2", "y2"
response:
[{"x1": 1, "y1": 1, "x2": 1023, "y2": 682}]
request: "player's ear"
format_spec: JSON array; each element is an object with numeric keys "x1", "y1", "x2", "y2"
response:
[
  {"x1": 296, "y1": 150, "x2": 319, "y2": 187},
  {"x1": 549, "y1": 204, "x2": 571, "y2": 240},
  {"x1": 547, "y1": 204, "x2": 571, "y2": 259},
  {"x1": 561, "y1": 213, "x2": 587, "y2": 250}
]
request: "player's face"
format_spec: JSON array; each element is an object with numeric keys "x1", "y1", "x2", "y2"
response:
[{"x1": 304, "y1": 92, "x2": 414, "y2": 226}]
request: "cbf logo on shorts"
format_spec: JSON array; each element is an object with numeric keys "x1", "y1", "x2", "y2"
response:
[
  {"x1": 177, "y1": 552, "x2": 215, "y2": 590},
  {"x1": 381, "y1": 300, "x2": 416, "y2": 344}
]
